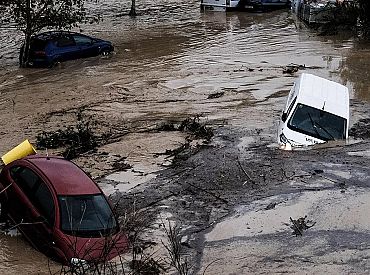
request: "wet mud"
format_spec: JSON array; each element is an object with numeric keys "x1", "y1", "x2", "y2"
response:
[{"x1": 1, "y1": 0, "x2": 370, "y2": 273}]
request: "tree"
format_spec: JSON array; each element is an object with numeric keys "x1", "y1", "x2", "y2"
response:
[
  {"x1": 357, "y1": 0, "x2": 370, "y2": 36},
  {"x1": 129, "y1": 0, "x2": 137, "y2": 17},
  {"x1": 0, "y1": 0, "x2": 91, "y2": 67}
]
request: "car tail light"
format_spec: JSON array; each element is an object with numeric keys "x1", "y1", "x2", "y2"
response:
[{"x1": 34, "y1": 51, "x2": 46, "y2": 56}]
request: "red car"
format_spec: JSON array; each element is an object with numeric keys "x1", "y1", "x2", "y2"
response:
[{"x1": 0, "y1": 155, "x2": 128, "y2": 264}]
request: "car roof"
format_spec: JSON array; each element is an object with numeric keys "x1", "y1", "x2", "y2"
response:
[
  {"x1": 295, "y1": 73, "x2": 349, "y2": 119},
  {"x1": 24, "y1": 156, "x2": 101, "y2": 196},
  {"x1": 34, "y1": 31, "x2": 84, "y2": 40}
]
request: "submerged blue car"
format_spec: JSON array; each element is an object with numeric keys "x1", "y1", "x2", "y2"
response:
[{"x1": 20, "y1": 31, "x2": 114, "y2": 67}]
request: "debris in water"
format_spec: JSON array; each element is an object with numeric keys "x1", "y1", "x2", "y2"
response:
[
  {"x1": 339, "y1": 181, "x2": 346, "y2": 193},
  {"x1": 112, "y1": 157, "x2": 132, "y2": 171},
  {"x1": 283, "y1": 64, "x2": 306, "y2": 74},
  {"x1": 179, "y1": 116, "x2": 213, "y2": 141},
  {"x1": 265, "y1": 202, "x2": 277, "y2": 210},
  {"x1": 157, "y1": 116, "x2": 213, "y2": 142},
  {"x1": 207, "y1": 92, "x2": 225, "y2": 99},
  {"x1": 36, "y1": 120, "x2": 98, "y2": 160},
  {"x1": 289, "y1": 216, "x2": 316, "y2": 236},
  {"x1": 313, "y1": 169, "x2": 324, "y2": 175},
  {"x1": 157, "y1": 122, "x2": 177, "y2": 132},
  {"x1": 349, "y1": 118, "x2": 370, "y2": 139},
  {"x1": 129, "y1": 258, "x2": 164, "y2": 275}
]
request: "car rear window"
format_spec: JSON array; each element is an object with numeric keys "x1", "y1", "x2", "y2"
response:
[{"x1": 30, "y1": 39, "x2": 48, "y2": 51}]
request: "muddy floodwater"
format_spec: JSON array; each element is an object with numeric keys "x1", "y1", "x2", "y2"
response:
[{"x1": 1, "y1": 0, "x2": 370, "y2": 273}]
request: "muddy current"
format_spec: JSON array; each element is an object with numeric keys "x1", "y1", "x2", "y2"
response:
[{"x1": 0, "y1": 0, "x2": 370, "y2": 273}]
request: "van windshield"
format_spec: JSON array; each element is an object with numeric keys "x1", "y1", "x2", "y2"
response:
[
  {"x1": 59, "y1": 194, "x2": 117, "y2": 237},
  {"x1": 288, "y1": 104, "x2": 347, "y2": 141}
]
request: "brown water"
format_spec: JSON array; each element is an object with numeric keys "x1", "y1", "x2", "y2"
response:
[{"x1": 0, "y1": 0, "x2": 370, "y2": 273}]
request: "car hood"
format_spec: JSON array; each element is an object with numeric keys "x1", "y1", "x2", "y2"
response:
[
  {"x1": 56, "y1": 230, "x2": 129, "y2": 264},
  {"x1": 96, "y1": 39, "x2": 112, "y2": 45}
]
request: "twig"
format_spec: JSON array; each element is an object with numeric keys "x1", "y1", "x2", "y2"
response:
[
  {"x1": 237, "y1": 159, "x2": 255, "y2": 185},
  {"x1": 0, "y1": 182, "x2": 12, "y2": 195},
  {"x1": 317, "y1": 174, "x2": 338, "y2": 183},
  {"x1": 202, "y1": 259, "x2": 222, "y2": 275},
  {"x1": 7, "y1": 218, "x2": 45, "y2": 231},
  {"x1": 187, "y1": 183, "x2": 228, "y2": 204},
  {"x1": 290, "y1": 217, "x2": 303, "y2": 236}
]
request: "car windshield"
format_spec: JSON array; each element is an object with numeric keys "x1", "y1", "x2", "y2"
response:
[
  {"x1": 59, "y1": 194, "x2": 117, "y2": 237},
  {"x1": 288, "y1": 103, "x2": 347, "y2": 141}
]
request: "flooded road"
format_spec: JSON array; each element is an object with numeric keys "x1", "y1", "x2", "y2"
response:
[{"x1": 0, "y1": 0, "x2": 370, "y2": 273}]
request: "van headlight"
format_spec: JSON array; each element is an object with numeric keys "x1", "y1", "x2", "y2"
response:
[
  {"x1": 279, "y1": 133, "x2": 289, "y2": 144},
  {"x1": 279, "y1": 133, "x2": 293, "y2": 151}
]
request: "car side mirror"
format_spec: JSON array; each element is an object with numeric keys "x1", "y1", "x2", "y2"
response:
[{"x1": 282, "y1": 113, "x2": 287, "y2": 122}]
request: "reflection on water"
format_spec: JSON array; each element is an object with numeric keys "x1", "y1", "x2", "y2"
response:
[
  {"x1": 0, "y1": 0, "x2": 370, "y2": 273},
  {"x1": 340, "y1": 41, "x2": 370, "y2": 101},
  {"x1": 0, "y1": 233, "x2": 60, "y2": 274}
]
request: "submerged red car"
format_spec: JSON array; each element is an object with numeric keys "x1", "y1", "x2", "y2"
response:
[{"x1": 0, "y1": 155, "x2": 128, "y2": 264}]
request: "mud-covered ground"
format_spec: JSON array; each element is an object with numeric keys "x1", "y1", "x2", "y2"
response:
[
  {"x1": 1, "y1": 0, "x2": 370, "y2": 273},
  {"x1": 118, "y1": 122, "x2": 370, "y2": 274},
  {"x1": 105, "y1": 98, "x2": 370, "y2": 273}
]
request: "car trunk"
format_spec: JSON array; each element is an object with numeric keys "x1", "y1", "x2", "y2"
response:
[{"x1": 29, "y1": 39, "x2": 48, "y2": 59}]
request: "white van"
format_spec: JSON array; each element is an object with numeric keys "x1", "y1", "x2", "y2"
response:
[
  {"x1": 278, "y1": 73, "x2": 349, "y2": 148},
  {"x1": 200, "y1": 0, "x2": 239, "y2": 11}
]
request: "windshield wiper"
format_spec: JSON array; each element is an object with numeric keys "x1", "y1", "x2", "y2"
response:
[
  {"x1": 307, "y1": 112, "x2": 321, "y2": 138},
  {"x1": 314, "y1": 120, "x2": 335, "y2": 140},
  {"x1": 307, "y1": 112, "x2": 334, "y2": 141}
]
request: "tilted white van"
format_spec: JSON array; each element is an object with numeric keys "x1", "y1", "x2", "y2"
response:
[{"x1": 278, "y1": 73, "x2": 349, "y2": 148}]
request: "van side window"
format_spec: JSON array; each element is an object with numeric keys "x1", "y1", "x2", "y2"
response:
[
  {"x1": 286, "y1": 83, "x2": 296, "y2": 108},
  {"x1": 286, "y1": 97, "x2": 297, "y2": 117}
]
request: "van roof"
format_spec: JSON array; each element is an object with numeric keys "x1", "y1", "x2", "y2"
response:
[{"x1": 295, "y1": 73, "x2": 349, "y2": 119}]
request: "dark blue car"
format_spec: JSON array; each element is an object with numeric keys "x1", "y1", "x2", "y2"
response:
[{"x1": 20, "y1": 31, "x2": 114, "y2": 67}]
